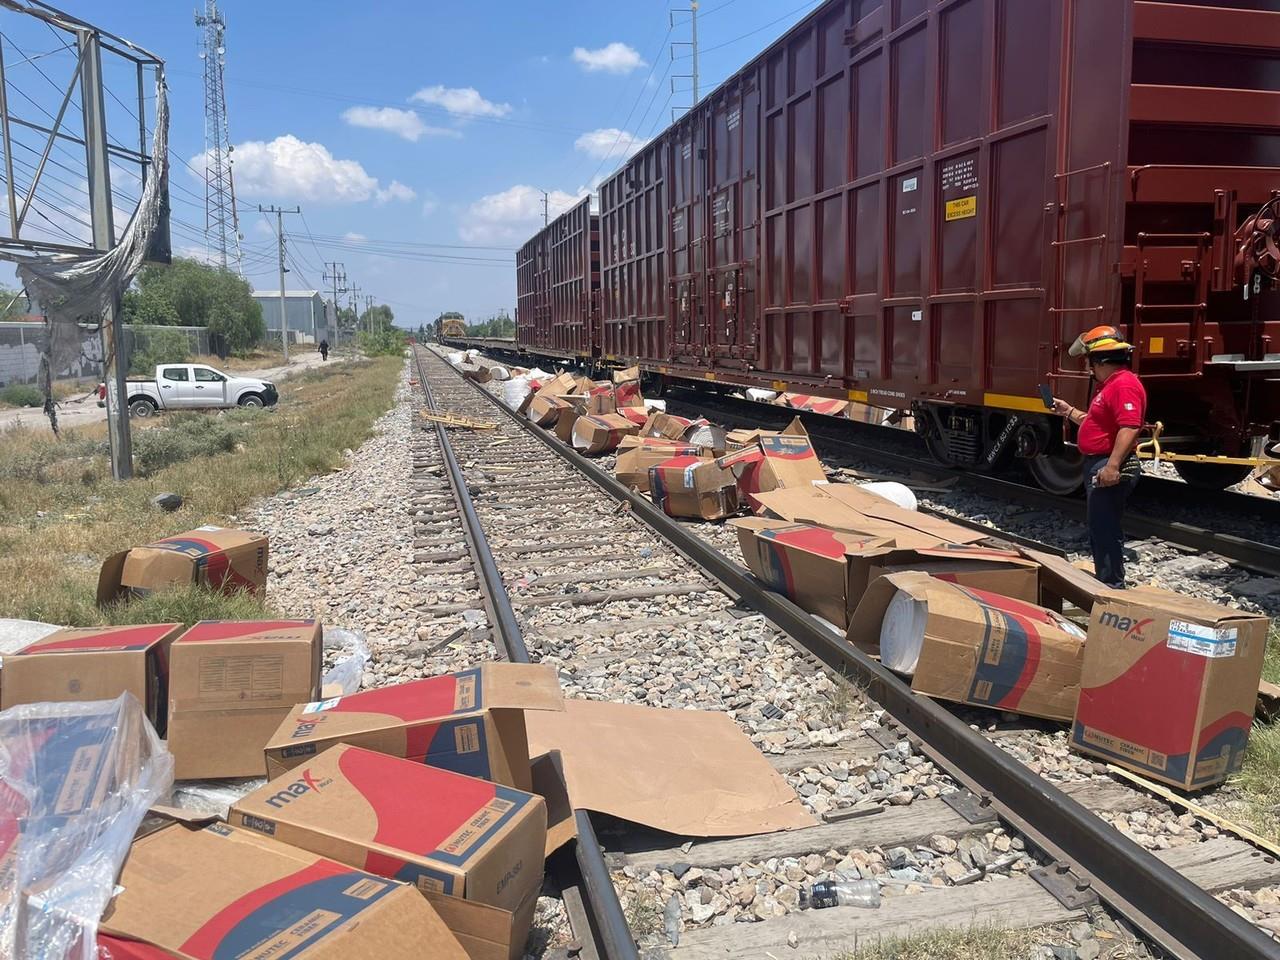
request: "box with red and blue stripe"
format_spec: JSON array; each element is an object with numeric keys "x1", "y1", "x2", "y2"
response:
[
  {"x1": 648, "y1": 455, "x2": 739, "y2": 520},
  {"x1": 849, "y1": 571, "x2": 1087, "y2": 722},
  {"x1": 99, "y1": 819, "x2": 468, "y2": 960},
  {"x1": 1071, "y1": 587, "x2": 1268, "y2": 790},
  {"x1": 264, "y1": 663, "x2": 563, "y2": 791},
  {"x1": 0, "y1": 623, "x2": 181, "y2": 734},
  {"x1": 96, "y1": 525, "x2": 268, "y2": 606},
  {"x1": 231, "y1": 744, "x2": 546, "y2": 960}
]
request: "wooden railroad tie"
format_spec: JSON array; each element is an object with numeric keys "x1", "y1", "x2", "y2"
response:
[{"x1": 420, "y1": 410, "x2": 497, "y2": 430}]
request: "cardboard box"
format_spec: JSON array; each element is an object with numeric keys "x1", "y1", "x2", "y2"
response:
[
  {"x1": 168, "y1": 619, "x2": 322, "y2": 780},
  {"x1": 1070, "y1": 588, "x2": 1269, "y2": 790},
  {"x1": 724, "y1": 416, "x2": 807, "y2": 451},
  {"x1": 616, "y1": 404, "x2": 651, "y2": 427},
  {"x1": 649, "y1": 455, "x2": 739, "y2": 520},
  {"x1": 642, "y1": 412, "x2": 694, "y2": 441},
  {"x1": 230, "y1": 744, "x2": 546, "y2": 960},
  {"x1": 570, "y1": 413, "x2": 639, "y2": 454},
  {"x1": 614, "y1": 379, "x2": 643, "y2": 408},
  {"x1": 611, "y1": 365, "x2": 640, "y2": 385},
  {"x1": 848, "y1": 572, "x2": 1087, "y2": 721},
  {"x1": 586, "y1": 384, "x2": 616, "y2": 415},
  {"x1": 615, "y1": 439, "x2": 698, "y2": 492},
  {"x1": 1, "y1": 623, "x2": 181, "y2": 735},
  {"x1": 97, "y1": 526, "x2": 268, "y2": 606},
  {"x1": 732, "y1": 518, "x2": 893, "y2": 627},
  {"x1": 526, "y1": 392, "x2": 569, "y2": 427},
  {"x1": 101, "y1": 821, "x2": 468, "y2": 959},
  {"x1": 264, "y1": 663, "x2": 564, "y2": 788},
  {"x1": 755, "y1": 485, "x2": 986, "y2": 550},
  {"x1": 780, "y1": 393, "x2": 850, "y2": 417},
  {"x1": 717, "y1": 435, "x2": 827, "y2": 510},
  {"x1": 551, "y1": 395, "x2": 587, "y2": 443}
]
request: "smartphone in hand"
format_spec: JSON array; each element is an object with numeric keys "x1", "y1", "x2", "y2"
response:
[{"x1": 1038, "y1": 384, "x2": 1054, "y2": 410}]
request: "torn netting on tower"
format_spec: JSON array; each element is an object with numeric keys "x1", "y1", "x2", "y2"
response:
[{"x1": 15, "y1": 75, "x2": 169, "y2": 434}]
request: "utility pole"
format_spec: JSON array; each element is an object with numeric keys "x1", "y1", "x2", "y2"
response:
[
  {"x1": 322, "y1": 260, "x2": 346, "y2": 345},
  {"x1": 365, "y1": 295, "x2": 374, "y2": 334},
  {"x1": 347, "y1": 283, "x2": 361, "y2": 338},
  {"x1": 691, "y1": 0, "x2": 699, "y2": 103},
  {"x1": 259, "y1": 204, "x2": 300, "y2": 362},
  {"x1": 541, "y1": 190, "x2": 549, "y2": 226},
  {"x1": 80, "y1": 28, "x2": 131, "y2": 479}
]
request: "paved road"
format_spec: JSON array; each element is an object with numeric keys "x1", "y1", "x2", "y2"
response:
[{"x1": 0, "y1": 350, "x2": 336, "y2": 434}]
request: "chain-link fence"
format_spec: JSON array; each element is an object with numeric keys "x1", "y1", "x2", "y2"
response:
[{"x1": 0, "y1": 322, "x2": 217, "y2": 387}]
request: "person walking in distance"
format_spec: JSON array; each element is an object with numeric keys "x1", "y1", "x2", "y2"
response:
[
  {"x1": 1052, "y1": 326, "x2": 1147, "y2": 589},
  {"x1": 319, "y1": 338, "x2": 330, "y2": 362}
]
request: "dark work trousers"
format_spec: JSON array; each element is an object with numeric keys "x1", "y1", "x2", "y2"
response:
[{"x1": 1083, "y1": 454, "x2": 1139, "y2": 588}]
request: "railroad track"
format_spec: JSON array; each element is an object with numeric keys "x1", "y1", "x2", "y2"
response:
[{"x1": 409, "y1": 345, "x2": 1280, "y2": 960}]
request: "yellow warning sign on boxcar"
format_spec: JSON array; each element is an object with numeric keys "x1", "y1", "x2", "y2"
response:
[{"x1": 945, "y1": 196, "x2": 977, "y2": 221}]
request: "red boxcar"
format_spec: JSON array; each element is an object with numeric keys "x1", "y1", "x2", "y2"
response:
[
  {"x1": 516, "y1": 196, "x2": 600, "y2": 359},
  {"x1": 588, "y1": 0, "x2": 1280, "y2": 490}
]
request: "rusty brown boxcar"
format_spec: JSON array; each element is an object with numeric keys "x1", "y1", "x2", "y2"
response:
[
  {"x1": 550, "y1": 0, "x2": 1280, "y2": 491},
  {"x1": 515, "y1": 196, "x2": 600, "y2": 360}
]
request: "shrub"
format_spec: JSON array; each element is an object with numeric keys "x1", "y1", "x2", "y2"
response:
[
  {"x1": 0, "y1": 383, "x2": 44, "y2": 407},
  {"x1": 357, "y1": 327, "x2": 407, "y2": 357},
  {"x1": 132, "y1": 411, "x2": 248, "y2": 475}
]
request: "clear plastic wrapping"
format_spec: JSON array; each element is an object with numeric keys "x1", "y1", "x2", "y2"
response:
[
  {"x1": 321, "y1": 627, "x2": 370, "y2": 696},
  {"x1": 0, "y1": 693, "x2": 172, "y2": 960}
]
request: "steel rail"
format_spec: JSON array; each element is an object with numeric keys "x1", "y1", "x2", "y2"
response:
[
  {"x1": 411, "y1": 348, "x2": 640, "y2": 960},
  {"x1": 428, "y1": 346, "x2": 1280, "y2": 960}
]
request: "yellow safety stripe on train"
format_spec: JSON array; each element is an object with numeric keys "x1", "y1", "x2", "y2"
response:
[
  {"x1": 983, "y1": 392, "x2": 1048, "y2": 413},
  {"x1": 847, "y1": 389, "x2": 868, "y2": 402},
  {"x1": 704, "y1": 372, "x2": 717, "y2": 381},
  {"x1": 771, "y1": 380, "x2": 787, "y2": 391}
]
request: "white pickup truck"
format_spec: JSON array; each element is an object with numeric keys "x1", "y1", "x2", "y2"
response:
[{"x1": 120, "y1": 363, "x2": 279, "y2": 418}]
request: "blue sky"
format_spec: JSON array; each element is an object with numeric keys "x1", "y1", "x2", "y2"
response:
[{"x1": 16, "y1": 0, "x2": 824, "y2": 327}]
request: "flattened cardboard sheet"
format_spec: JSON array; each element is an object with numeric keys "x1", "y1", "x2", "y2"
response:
[{"x1": 526, "y1": 700, "x2": 816, "y2": 836}]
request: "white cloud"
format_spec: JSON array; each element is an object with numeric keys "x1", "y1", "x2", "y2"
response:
[
  {"x1": 574, "y1": 127, "x2": 646, "y2": 161},
  {"x1": 343, "y1": 232, "x2": 367, "y2": 242},
  {"x1": 410, "y1": 85, "x2": 511, "y2": 119},
  {"x1": 340, "y1": 105, "x2": 457, "y2": 142},
  {"x1": 376, "y1": 180, "x2": 417, "y2": 204},
  {"x1": 421, "y1": 192, "x2": 439, "y2": 217},
  {"x1": 209, "y1": 135, "x2": 373, "y2": 203},
  {"x1": 572, "y1": 42, "x2": 645, "y2": 74},
  {"x1": 459, "y1": 184, "x2": 582, "y2": 244},
  {"x1": 197, "y1": 135, "x2": 413, "y2": 205}
]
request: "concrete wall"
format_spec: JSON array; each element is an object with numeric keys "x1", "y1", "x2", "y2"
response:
[{"x1": 254, "y1": 293, "x2": 324, "y2": 343}]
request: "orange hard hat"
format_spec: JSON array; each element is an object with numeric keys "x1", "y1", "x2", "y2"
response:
[{"x1": 1068, "y1": 324, "x2": 1134, "y2": 358}]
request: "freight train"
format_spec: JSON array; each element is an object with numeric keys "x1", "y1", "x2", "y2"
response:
[{"x1": 488, "y1": 0, "x2": 1280, "y2": 493}]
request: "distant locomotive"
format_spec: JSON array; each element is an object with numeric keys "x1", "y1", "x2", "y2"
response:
[
  {"x1": 436, "y1": 313, "x2": 468, "y2": 341},
  {"x1": 512, "y1": 0, "x2": 1280, "y2": 493}
]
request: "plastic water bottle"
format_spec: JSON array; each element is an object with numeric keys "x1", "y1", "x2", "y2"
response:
[{"x1": 799, "y1": 879, "x2": 881, "y2": 910}]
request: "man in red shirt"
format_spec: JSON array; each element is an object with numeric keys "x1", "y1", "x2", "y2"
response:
[{"x1": 1052, "y1": 326, "x2": 1147, "y2": 588}]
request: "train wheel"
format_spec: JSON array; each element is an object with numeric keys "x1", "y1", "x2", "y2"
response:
[
  {"x1": 923, "y1": 430, "x2": 955, "y2": 467},
  {"x1": 1028, "y1": 449, "x2": 1084, "y2": 495},
  {"x1": 1172, "y1": 460, "x2": 1254, "y2": 489}
]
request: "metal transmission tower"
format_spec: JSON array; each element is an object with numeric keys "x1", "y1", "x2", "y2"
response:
[
  {"x1": 195, "y1": 0, "x2": 241, "y2": 272},
  {"x1": 671, "y1": 1, "x2": 700, "y2": 119}
]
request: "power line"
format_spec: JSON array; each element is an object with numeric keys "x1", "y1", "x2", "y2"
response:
[{"x1": 674, "y1": 0, "x2": 820, "y2": 58}]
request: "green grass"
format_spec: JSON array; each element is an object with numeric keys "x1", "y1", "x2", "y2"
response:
[
  {"x1": 1228, "y1": 621, "x2": 1280, "y2": 842},
  {"x1": 834, "y1": 925, "x2": 1045, "y2": 960},
  {"x1": 0, "y1": 356, "x2": 400, "y2": 626},
  {"x1": 1262, "y1": 620, "x2": 1280, "y2": 685}
]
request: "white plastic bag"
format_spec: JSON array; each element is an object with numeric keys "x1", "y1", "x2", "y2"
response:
[
  {"x1": 643, "y1": 398, "x2": 667, "y2": 413},
  {"x1": 446, "y1": 351, "x2": 465, "y2": 365},
  {"x1": 502, "y1": 378, "x2": 533, "y2": 410},
  {"x1": 321, "y1": 626, "x2": 370, "y2": 696},
  {"x1": 487, "y1": 365, "x2": 511, "y2": 381},
  {"x1": 858, "y1": 481, "x2": 918, "y2": 512},
  {"x1": 166, "y1": 778, "x2": 265, "y2": 818},
  {"x1": 0, "y1": 693, "x2": 172, "y2": 960}
]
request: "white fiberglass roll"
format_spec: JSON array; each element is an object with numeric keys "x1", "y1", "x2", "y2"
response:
[
  {"x1": 879, "y1": 589, "x2": 928, "y2": 675},
  {"x1": 501, "y1": 378, "x2": 532, "y2": 409},
  {"x1": 859, "y1": 481, "x2": 918, "y2": 511}
]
